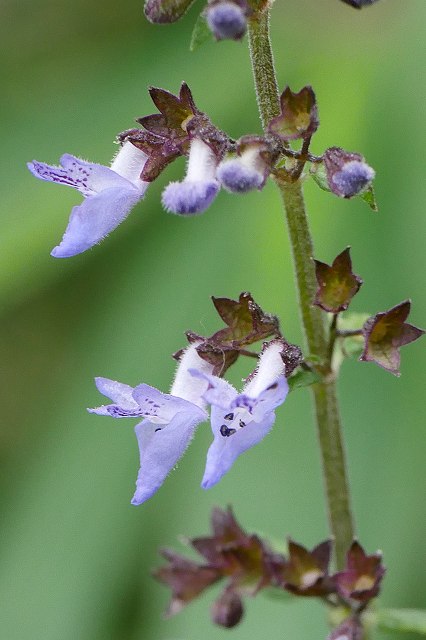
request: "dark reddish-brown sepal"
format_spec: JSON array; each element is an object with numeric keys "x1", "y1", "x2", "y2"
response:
[
  {"x1": 279, "y1": 340, "x2": 303, "y2": 376},
  {"x1": 211, "y1": 292, "x2": 280, "y2": 347},
  {"x1": 360, "y1": 301, "x2": 424, "y2": 376},
  {"x1": 153, "y1": 548, "x2": 222, "y2": 616},
  {"x1": 144, "y1": 0, "x2": 197, "y2": 23},
  {"x1": 191, "y1": 505, "x2": 249, "y2": 565},
  {"x1": 174, "y1": 330, "x2": 240, "y2": 377},
  {"x1": 155, "y1": 507, "x2": 277, "y2": 628},
  {"x1": 268, "y1": 86, "x2": 319, "y2": 141},
  {"x1": 314, "y1": 247, "x2": 363, "y2": 313},
  {"x1": 175, "y1": 293, "x2": 282, "y2": 376},
  {"x1": 328, "y1": 616, "x2": 364, "y2": 640},
  {"x1": 118, "y1": 128, "x2": 181, "y2": 182},
  {"x1": 276, "y1": 539, "x2": 334, "y2": 597},
  {"x1": 139, "y1": 82, "x2": 199, "y2": 142},
  {"x1": 117, "y1": 83, "x2": 200, "y2": 181},
  {"x1": 335, "y1": 541, "x2": 385, "y2": 603},
  {"x1": 192, "y1": 507, "x2": 274, "y2": 596}
]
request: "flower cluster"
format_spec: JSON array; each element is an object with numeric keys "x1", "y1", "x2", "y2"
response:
[
  {"x1": 155, "y1": 507, "x2": 386, "y2": 631},
  {"x1": 28, "y1": 83, "x2": 376, "y2": 258},
  {"x1": 155, "y1": 507, "x2": 276, "y2": 627},
  {"x1": 89, "y1": 293, "x2": 297, "y2": 504}
]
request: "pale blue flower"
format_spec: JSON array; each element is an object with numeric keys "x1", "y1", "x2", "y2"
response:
[
  {"x1": 88, "y1": 343, "x2": 214, "y2": 505},
  {"x1": 190, "y1": 340, "x2": 289, "y2": 489},
  {"x1": 28, "y1": 141, "x2": 149, "y2": 257}
]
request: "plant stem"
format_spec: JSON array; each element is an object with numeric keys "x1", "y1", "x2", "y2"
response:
[
  {"x1": 247, "y1": 10, "x2": 355, "y2": 569},
  {"x1": 247, "y1": 11, "x2": 280, "y2": 129}
]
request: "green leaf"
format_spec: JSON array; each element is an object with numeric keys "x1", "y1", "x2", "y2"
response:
[
  {"x1": 190, "y1": 14, "x2": 212, "y2": 52},
  {"x1": 377, "y1": 608, "x2": 426, "y2": 635},
  {"x1": 360, "y1": 185, "x2": 379, "y2": 211},
  {"x1": 288, "y1": 367, "x2": 321, "y2": 391},
  {"x1": 310, "y1": 163, "x2": 330, "y2": 192}
]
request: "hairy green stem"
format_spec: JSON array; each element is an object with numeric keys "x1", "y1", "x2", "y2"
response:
[
  {"x1": 247, "y1": 11, "x2": 280, "y2": 129},
  {"x1": 247, "y1": 10, "x2": 355, "y2": 569},
  {"x1": 278, "y1": 182, "x2": 354, "y2": 569}
]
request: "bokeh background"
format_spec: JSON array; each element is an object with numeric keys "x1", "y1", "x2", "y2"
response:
[{"x1": 1, "y1": 0, "x2": 425, "y2": 638}]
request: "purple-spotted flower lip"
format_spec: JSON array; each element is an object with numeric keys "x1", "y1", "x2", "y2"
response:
[
  {"x1": 162, "y1": 137, "x2": 220, "y2": 215},
  {"x1": 189, "y1": 340, "x2": 289, "y2": 489},
  {"x1": 88, "y1": 343, "x2": 214, "y2": 505},
  {"x1": 27, "y1": 141, "x2": 149, "y2": 258}
]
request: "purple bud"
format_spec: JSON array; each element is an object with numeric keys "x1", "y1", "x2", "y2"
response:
[
  {"x1": 324, "y1": 148, "x2": 375, "y2": 199},
  {"x1": 331, "y1": 161, "x2": 375, "y2": 198},
  {"x1": 217, "y1": 160, "x2": 263, "y2": 193},
  {"x1": 217, "y1": 144, "x2": 269, "y2": 194},
  {"x1": 211, "y1": 591, "x2": 244, "y2": 628},
  {"x1": 162, "y1": 180, "x2": 219, "y2": 215},
  {"x1": 206, "y1": 1, "x2": 247, "y2": 41},
  {"x1": 161, "y1": 138, "x2": 220, "y2": 215}
]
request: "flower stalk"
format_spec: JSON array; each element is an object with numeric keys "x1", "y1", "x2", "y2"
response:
[{"x1": 247, "y1": 9, "x2": 355, "y2": 569}]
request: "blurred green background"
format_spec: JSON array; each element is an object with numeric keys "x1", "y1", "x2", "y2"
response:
[{"x1": 1, "y1": 0, "x2": 425, "y2": 638}]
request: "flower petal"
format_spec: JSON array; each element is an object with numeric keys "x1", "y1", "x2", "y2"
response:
[
  {"x1": 217, "y1": 160, "x2": 263, "y2": 193},
  {"x1": 94, "y1": 377, "x2": 137, "y2": 405},
  {"x1": 28, "y1": 154, "x2": 131, "y2": 197},
  {"x1": 189, "y1": 369, "x2": 238, "y2": 410},
  {"x1": 51, "y1": 185, "x2": 143, "y2": 257},
  {"x1": 249, "y1": 376, "x2": 289, "y2": 420},
  {"x1": 202, "y1": 409, "x2": 275, "y2": 489},
  {"x1": 161, "y1": 180, "x2": 219, "y2": 215},
  {"x1": 132, "y1": 383, "x2": 207, "y2": 423},
  {"x1": 88, "y1": 377, "x2": 142, "y2": 416},
  {"x1": 132, "y1": 410, "x2": 206, "y2": 505}
]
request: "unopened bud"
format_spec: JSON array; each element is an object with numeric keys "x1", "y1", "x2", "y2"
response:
[
  {"x1": 324, "y1": 147, "x2": 375, "y2": 198},
  {"x1": 331, "y1": 160, "x2": 375, "y2": 198},
  {"x1": 211, "y1": 590, "x2": 244, "y2": 628},
  {"x1": 217, "y1": 141, "x2": 270, "y2": 193},
  {"x1": 206, "y1": 0, "x2": 247, "y2": 41}
]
